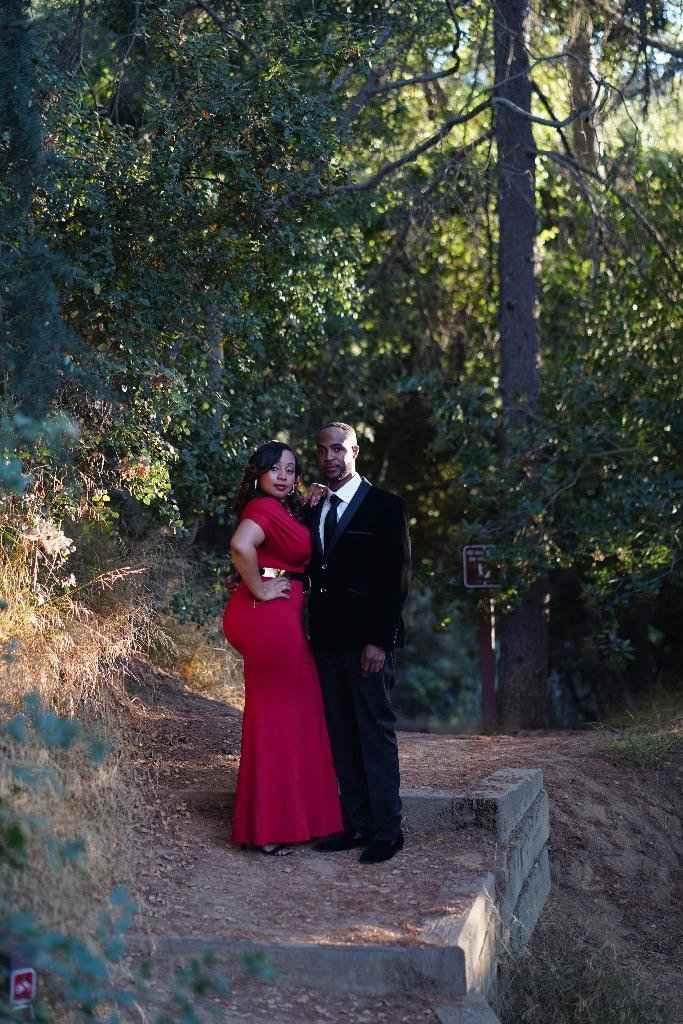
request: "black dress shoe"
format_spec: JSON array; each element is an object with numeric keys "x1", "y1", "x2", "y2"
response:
[
  {"x1": 314, "y1": 831, "x2": 369, "y2": 853},
  {"x1": 358, "y1": 833, "x2": 404, "y2": 864}
]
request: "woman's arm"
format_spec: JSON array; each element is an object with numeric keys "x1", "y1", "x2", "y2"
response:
[{"x1": 230, "y1": 519, "x2": 291, "y2": 602}]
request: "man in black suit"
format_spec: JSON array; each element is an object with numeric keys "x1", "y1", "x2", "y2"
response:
[{"x1": 308, "y1": 422, "x2": 411, "y2": 864}]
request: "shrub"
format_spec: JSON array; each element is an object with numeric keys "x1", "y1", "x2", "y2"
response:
[
  {"x1": 496, "y1": 917, "x2": 666, "y2": 1024},
  {"x1": 601, "y1": 686, "x2": 683, "y2": 770},
  {"x1": 0, "y1": 695, "x2": 229, "y2": 1023}
]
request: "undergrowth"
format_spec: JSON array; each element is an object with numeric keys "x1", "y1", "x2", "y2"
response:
[
  {"x1": 0, "y1": 483, "x2": 238, "y2": 1020},
  {"x1": 496, "y1": 916, "x2": 667, "y2": 1024},
  {"x1": 0, "y1": 495, "x2": 157, "y2": 961},
  {"x1": 599, "y1": 686, "x2": 683, "y2": 770},
  {"x1": 153, "y1": 614, "x2": 244, "y2": 705},
  {"x1": 150, "y1": 550, "x2": 242, "y2": 704},
  {"x1": 0, "y1": 699, "x2": 137, "y2": 945},
  {"x1": 0, "y1": 696, "x2": 229, "y2": 1022},
  {"x1": 0, "y1": 489, "x2": 169, "y2": 718}
]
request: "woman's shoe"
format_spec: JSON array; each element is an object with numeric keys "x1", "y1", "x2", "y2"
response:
[{"x1": 258, "y1": 844, "x2": 293, "y2": 856}]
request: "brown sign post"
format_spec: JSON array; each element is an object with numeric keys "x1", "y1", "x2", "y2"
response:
[{"x1": 463, "y1": 546, "x2": 500, "y2": 732}]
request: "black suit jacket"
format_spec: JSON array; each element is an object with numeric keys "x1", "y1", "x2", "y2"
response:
[{"x1": 307, "y1": 478, "x2": 411, "y2": 652}]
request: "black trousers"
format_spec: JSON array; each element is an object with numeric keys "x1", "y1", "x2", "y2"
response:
[{"x1": 314, "y1": 648, "x2": 402, "y2": 842}]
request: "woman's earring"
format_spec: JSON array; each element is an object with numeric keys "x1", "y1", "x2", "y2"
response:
[{"x1": 253, "y1": 479, "x2": 258, "y2": 492}]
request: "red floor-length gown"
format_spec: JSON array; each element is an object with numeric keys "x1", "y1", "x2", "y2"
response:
[{"x1": 223, "y1": 496, "x2": 343, "y2": 846}]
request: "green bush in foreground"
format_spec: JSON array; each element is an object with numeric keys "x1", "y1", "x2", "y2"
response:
[
  {"x1": 0, "y1": 694, "x2": 229, "y2": 1022},
  {"x1": 496, "y1": 919, "x2": 666, "y2": 1024}
]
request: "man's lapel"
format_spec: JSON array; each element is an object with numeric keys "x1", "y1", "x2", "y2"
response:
[{"x1": 326, "y1": 478, "x2": 371, "y2": 558}]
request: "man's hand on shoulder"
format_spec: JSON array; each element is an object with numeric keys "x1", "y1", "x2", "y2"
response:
[{"x1": 361, "y1": 643, "x2": 386, "y2": 676}]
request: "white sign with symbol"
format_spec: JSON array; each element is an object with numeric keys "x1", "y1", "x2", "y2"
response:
[
  {"x1": 463, "y1": 545, "x2": 500, "y2": 588},
  {"x1": 10, "y1": 967, "x2": 37, "y2": 1006}
]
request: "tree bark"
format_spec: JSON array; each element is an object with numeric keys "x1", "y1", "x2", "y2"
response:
[
  {"x1": 494, "y1": 0, "x2": 538, "y2": 422},
  {"x1": 567, "y1": 6, "x2": 598, "y2": 170},
  {"x1": 494, "y1": 0, "x2": 549, "y2": 729}
]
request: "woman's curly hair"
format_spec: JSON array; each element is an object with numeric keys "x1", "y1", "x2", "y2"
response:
[{"x1": 233, "y1": 441, "x2": 306, "y2": 522}]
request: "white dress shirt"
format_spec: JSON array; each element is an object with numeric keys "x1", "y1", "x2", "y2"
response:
[{"x1": 319, "y1": 473, "x2": 362, "y2": 549}]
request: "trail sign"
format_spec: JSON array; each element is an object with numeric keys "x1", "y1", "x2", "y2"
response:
[
  {"x1": 463, "y1": 545, "x2": 500, "y2": 589},
  {"x1": 10, "y1": 967, "x2": 36, "y2": 1007},
  {"x1": 0, "y1": 946, "x2": 37, "y2": 1010}
]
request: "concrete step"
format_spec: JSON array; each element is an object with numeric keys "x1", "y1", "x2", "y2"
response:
[
  {"x1": 436, "y1": 993, "x2": 502, "y2": 1023},
  {"x1": 140, "y1": 770, "x2": 548, "y2": 1019},
  {"x1": 175, "y1": 767, "x2": 544, "y2": 840},
  {"x1": 133, "y1": 937, "x2": 503, "y2": 1023},
  {"x1": 150, "y1": 935, "x2": 467, "y2": 997}
]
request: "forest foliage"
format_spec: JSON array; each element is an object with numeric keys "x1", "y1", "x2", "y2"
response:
[
  {"x1": 1, "y1": 6, "x2": 681, "y2": 1018},
  {"x1": 1, "y1": 0, "x2": 682, "y2": 725}
]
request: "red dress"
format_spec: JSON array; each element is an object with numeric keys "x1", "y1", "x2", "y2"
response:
[{"x1": 223, "y1": 497, "x2": 343, "y2": 846}]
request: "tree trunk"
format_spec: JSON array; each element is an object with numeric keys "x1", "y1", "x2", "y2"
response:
[
  {"x1": 494, "y1": 0, "x2": 549, "y2": 729},
  {"x1": 498, "y1": 580, "x2": 549, "y2": 728},
  {"x1": 567, "y1": 6, "x2": 598, "y2": 171}
]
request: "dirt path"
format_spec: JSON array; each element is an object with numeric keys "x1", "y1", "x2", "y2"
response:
[{"x1": 123, "y1": 662, "x2": 683, "y2": 1022}]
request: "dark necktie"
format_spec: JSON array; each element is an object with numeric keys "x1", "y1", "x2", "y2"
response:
[{"x1": 323, "y1": 494, "x2": 341, "y2": 553}]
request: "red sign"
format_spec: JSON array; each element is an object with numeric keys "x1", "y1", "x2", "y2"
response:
[
  {"x1": 10, "y1": 967, "x2": 36, "y2": 1006},
  {"x1": 463, "y1": 545, "x2": 500, "y2": 589}
]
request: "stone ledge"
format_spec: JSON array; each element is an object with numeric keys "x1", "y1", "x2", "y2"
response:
[
  {"x1": 496, "y1": 789, "x2": 550, "y2": 926},
  {"x1": 457, "y1": 769, "x2": 545, "y2": 842},
  {"x1": 401, "y1": 789, "x2": 464, "y2": 832},
  {"x1": 507, "y1": 846, "x2": 551, "y2": 953},
  {"x1": 402, "y1": 768, "x2": 544, "y2": 838},
  {"x1": 148, "y1": 936, "x2": 467, "y2": 997},
  {"x1": 418, "y1": 874, "x2": 497, "y2": 994},
  {"x1": 177, "y1": 768, "x2": 545, "y2": 842},
  {"x1": 435, "y1": 993, "x2": 502, "y2": 1024}
]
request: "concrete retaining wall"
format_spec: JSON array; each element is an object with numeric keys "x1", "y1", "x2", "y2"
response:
[
  {"x1": 403, "y1": 768, "x2": 551, "y2": 969},
  {"x1": 172, "y1": 768, "x2": 551, "y2": 1023}
]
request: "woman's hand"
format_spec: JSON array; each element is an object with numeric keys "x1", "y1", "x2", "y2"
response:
[
  {"x1": 224, "y1": 566, "x2": 241, "y2": 595},
  {"x1": 306, "y1": 482, "x2": 329, "y2": 507},
  {"x1": 255, "y1": 577, "x2": 291, "y2": 602}
]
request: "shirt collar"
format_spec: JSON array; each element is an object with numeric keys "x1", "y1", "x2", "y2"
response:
[{"x1": 329, "y1": 472, "x2": 361, "y2": 505}]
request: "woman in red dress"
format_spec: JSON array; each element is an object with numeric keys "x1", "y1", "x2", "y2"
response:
[{"x1": 223, "y1": 441, "x2": 342, "y2": 855}]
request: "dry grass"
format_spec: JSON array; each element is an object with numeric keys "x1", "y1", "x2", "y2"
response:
[
  {"x1": 152, "y1": 613, "x2": 244, "y2": 706},
  {"x1": 0, "y1": 499, "x2": 191, "y2": 951},
  {"x1": 0, "y1": 722, "x2": 139, "y2": 942},
  {"x1": 146, "y1": 546, "x2": 244, "y2": 705},
  {"x1": 0, "y1": 510, "x2": 183, "y2": 720},
  {"x1": 496, "y1": 915, "x2": 667, "y2": 1024},
  {"x1": 0, "y1": 490, "x2": 244, "y2": 1023},
  {"x1": 2, "y1": 603, "x2": 151, "y2": 718},
  {"x1": 599, "y1": 686, "x2": 683, "y2": 770},
  {"x1": 0, "y1": 488, "x2": 241, "y2": 938}
]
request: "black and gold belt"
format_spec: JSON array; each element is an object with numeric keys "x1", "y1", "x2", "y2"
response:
[{"x1": 260, "y1": 567, "x2": 308, "y2": 584}]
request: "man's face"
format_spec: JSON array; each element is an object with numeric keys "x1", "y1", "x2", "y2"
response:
[{"x1": 316, "y1": 427, "x2": 359, "y2": 487}]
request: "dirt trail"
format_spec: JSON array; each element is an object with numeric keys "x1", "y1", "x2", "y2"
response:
[{"x1": 124, "y1": 663, "x2": 683, "y2": 1022}]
